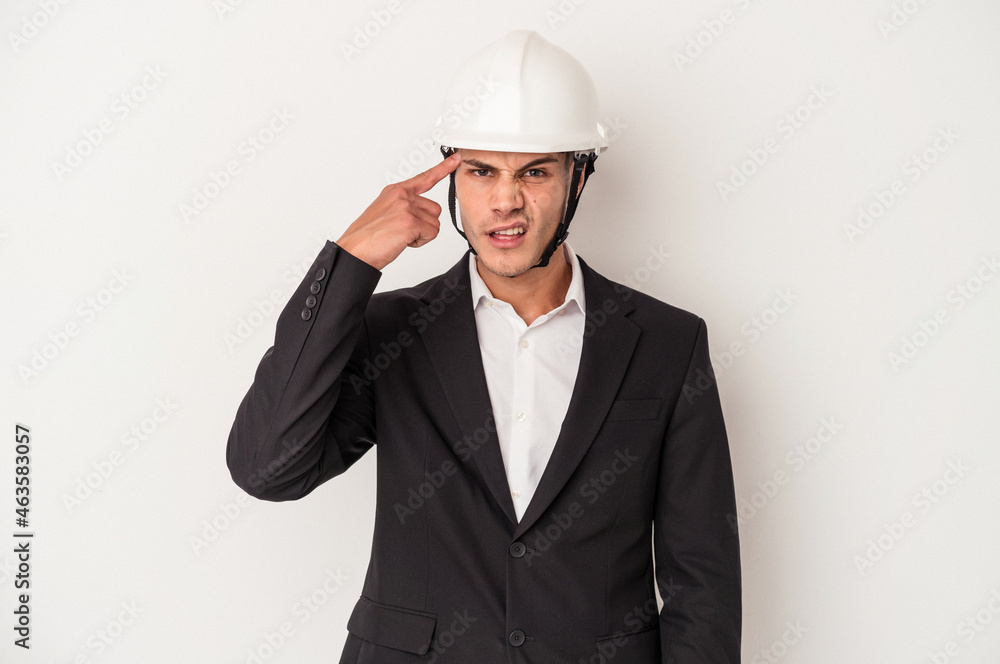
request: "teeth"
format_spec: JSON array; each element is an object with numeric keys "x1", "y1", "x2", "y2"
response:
[{"x1": 493, "y1": 228, "x2": 524, "y2": 236}]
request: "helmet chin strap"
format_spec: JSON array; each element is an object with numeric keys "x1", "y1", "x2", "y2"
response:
[{"x1": 439, "y1": 147, "x2": 597, "y2": 275}]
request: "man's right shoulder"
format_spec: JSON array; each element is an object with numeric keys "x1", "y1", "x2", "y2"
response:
[{"x1": 365, "y1": 253, "x2": 472, "y2": 325}]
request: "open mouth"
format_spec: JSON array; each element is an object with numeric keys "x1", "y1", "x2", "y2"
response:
[
  {"x1": 487, "y1": 224, "x2": 527, "y2": 248},
  {"x1": 490, "y1": 227, "x2": 525, "y2": 237}
]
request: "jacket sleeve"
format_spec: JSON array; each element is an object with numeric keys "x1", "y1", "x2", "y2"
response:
[
  {"x1": 654, "y1": 318, "x2": 742, "y2": 663},
  {"x1": 226, "y1": 241, "x2": 381, "y2": 501}
]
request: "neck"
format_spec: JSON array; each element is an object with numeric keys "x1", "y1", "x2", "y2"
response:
[{"x1": 476, "y1": 245, "x2": 572, "y2": 326}]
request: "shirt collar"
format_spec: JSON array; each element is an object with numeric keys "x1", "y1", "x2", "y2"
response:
[{"x1": 469, "y1": 243, "x2": 586, "y2": 319}]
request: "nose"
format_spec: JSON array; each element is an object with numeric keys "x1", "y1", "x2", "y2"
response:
[{"x1": 490, "y1": 173, "x2": 524, "y2": 217}]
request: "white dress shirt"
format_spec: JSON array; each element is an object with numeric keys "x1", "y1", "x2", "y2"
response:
[{"x1": 469, "y1": 244, "x2": 586, "y2": 521}]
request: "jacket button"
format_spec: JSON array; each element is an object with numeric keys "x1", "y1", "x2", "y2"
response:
[
  {"x1": 508, "y1": 630, "x2": 525, "y2": 647},
  {"x1": 508, "y1": 542, "x2": 526, "y2": 558},
  {"x1": 310, "y1": 281, "x2": 321, "y2": 294},
  {"x1": 315, "y1": 268, "x2": 327, "y2": 281},
  {"x1": 301, "y1": 308, "x2": 312, "y2": 321},
  {"x1": 305, "y1": 295, "x2": 317, "y2": 308}
]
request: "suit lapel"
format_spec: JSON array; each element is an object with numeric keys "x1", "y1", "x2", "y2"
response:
[
  {"x1": 419, "y1": 253, "x2": 639, "y2": 535},
  {"x1": 419, "y1": 254, "x2": 519, "y2": 526},
  {"x1": 514, "y1": 257, "x2": 638, "y2": 538}
]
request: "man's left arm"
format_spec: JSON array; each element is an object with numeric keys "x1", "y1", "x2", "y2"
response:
[{"x1": 654, "y1": 318, "x2": 742, "y2": 663}]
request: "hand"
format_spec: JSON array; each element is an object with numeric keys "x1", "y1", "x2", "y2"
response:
[{"x1": 336, "y1": 153, "x2": 461, "y2": 270}]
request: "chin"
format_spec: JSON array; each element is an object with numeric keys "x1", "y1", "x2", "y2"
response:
[{"x1": 475, "y1": 246, "x2": 541, "y2": 279}]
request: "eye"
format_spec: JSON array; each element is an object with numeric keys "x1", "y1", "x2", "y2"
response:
[
  {"x1": 471, "y1": 168, "x2": 491, "y2": 177},
  {"x1": 523, "y1": 169, "x2": 546, "y2": 178}
]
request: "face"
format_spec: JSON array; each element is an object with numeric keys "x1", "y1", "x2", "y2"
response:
[{"x1": 454, "y1": 150, "x2": 575, "y2": 279}]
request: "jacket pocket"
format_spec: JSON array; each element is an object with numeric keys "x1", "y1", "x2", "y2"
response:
[
  {"x1": 592, "y1": 622, "x2": 659, "y2": 662},
  {"x1": 606, "y1": 398, "x2": 663, "y2": 421},
  {"x1": 346, "y1": 596, "x2": 437, "y2": 655}
]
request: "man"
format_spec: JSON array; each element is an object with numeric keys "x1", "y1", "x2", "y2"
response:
[{"x1": 227, "y1": 30, "x2": 741, "y2": 663}]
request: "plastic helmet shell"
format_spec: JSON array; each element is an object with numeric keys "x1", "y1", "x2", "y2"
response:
[{"x1": 435, "y1": 30, "x2": 608, "y2": 155}]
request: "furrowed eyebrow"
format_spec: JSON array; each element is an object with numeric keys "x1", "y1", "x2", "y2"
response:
[{"x1": 462, "y1": 156, "x2": 560, "y2": 174}]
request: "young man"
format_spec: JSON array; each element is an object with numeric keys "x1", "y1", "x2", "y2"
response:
[{"x1": 227, "y1": 30, "x2": 741, "y2": 664}]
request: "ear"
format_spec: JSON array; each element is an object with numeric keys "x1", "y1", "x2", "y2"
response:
[
  {"x1": 576, "y1": 169, "x2": 587, "y2": 197},
  {"x1": 565, "y1": 152, "x2": 588, "y2": 198}
]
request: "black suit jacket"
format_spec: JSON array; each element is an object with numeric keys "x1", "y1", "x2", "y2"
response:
[{"x1": 227, "y1": 241, "x2": 741, "y2": 663}]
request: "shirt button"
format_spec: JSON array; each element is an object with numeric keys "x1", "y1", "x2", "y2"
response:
[
  {"x1": 484, "y1": 300, "x2": 492, "y2": 308},
  {"x1": 509, "y1": 542, "x2": 526, "y2": 558},
  {"x1": 511, "y1": 490, "x2": 520, "y2": 498},
  {"x1": 519, "y1": 339, "x2": 529, "y2": 349},
  {"x1": 509, "y1": 630, "x2": 525, "y2": 647},
  {"x1": 558, "y1": 309, "x2": 566, "y2": 316},
  {"x1": 516, "y1": 412, "x2": 527, "y2": 422}
]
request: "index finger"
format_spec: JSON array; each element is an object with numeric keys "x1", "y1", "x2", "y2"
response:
[{"x1": 404, "y1": 152, "x2": 461, "y2": 194}]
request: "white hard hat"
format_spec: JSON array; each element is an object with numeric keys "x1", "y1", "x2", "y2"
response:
[{"x1": 435, "y1": 30, "x2": 608, "y2": 154}]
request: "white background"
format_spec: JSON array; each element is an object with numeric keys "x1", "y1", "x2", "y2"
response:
[{"x1": 2, "y1": 1, "x2": 999, "y2": 662}]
